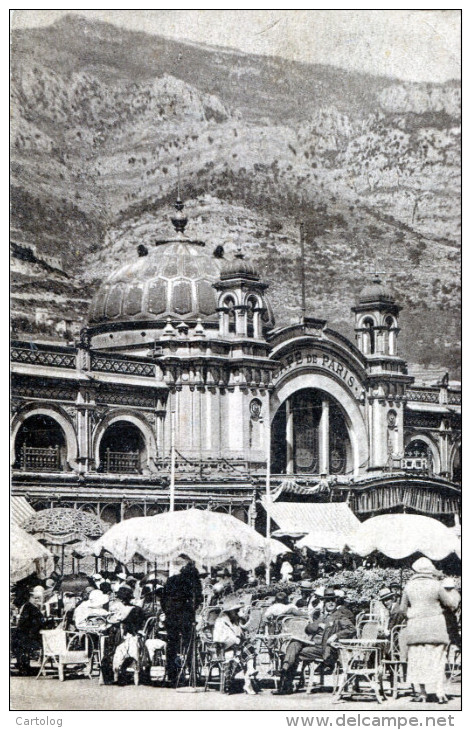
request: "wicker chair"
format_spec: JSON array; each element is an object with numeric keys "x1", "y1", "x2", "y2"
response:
[{"x1": 37, "y1": 628, "x2": 93, "y2": 681}]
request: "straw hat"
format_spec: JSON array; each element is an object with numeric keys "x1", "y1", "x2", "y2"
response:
[
  {"x1": 323, "y1": 588, "x2": 338, "y2": 601},
  {"x1": 31, "y1": 585, "x2": 45, "y2": 597},
  {"x1": 88, "y1": 590, "x2": 108, "y2": 608},
  {"x1": 221, "y1": 596, "x2": 245, "y2": 613},
  {"x1": 378, "y1": 587, "x2": 395, "y2": 601},
  {"x1": 411, "y1": 557, "x2": 440, "y2": 575}
]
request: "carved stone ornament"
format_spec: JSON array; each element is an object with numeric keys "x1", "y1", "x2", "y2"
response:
[
  {"x1": 387, "y1": 409, "x2": 397, "y2": 428},
  {"x1": 250, "y1": 398, "x2": 262, "y2": 419}
]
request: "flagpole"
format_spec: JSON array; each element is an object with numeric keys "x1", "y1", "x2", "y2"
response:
[
  {"x1": 265, "y1": 415, "x2": 272, "y2": 585},
  {"x1": 170, "y1": 408, "x2": 176, "y2": 512}
]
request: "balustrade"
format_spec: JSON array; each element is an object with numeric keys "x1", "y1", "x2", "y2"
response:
[
  {"x1": 20, "y1": 445, "x2": 61, "y2": 472},
  {"x1": 104, "y1": 449, "x2": 140, "y2": 473}
]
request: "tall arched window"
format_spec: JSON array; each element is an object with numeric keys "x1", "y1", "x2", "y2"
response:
[
  {"x1": 224, "y1": 296, "x2": 236, "y2": 334},
  {"x1": 246, "y1": 296, "x2": 257, "y2": 338},
  {"x1": 363, "y1": 317, "x2": 375, "y2": 354},
  {"x1": 271, "y1": 389, "x2": 352, "y2": 475},
  {"x1": 384, "y1": 315, "x2": 396, "y2": 355}
]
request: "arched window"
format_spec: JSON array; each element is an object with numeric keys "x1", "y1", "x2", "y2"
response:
[
  {"x1": 14, "y1": 414, "x2": 66, "y2": 471},
  {"x1": 362, "y1": 317, "x2": 375, "y2": 354},
  {"x1": 246, "y1": 296, "x2": 257, "y2": 338},
  {"x1": 222, "y1": 296, "x2": 236, "y2": 334},
  {"x1": 384, "y1": 315, "x2": 396, "y2": 355},
  {"x1": 404, "y1": 439, "x2": 432, "y2": 473},
  {"x1": 99, "y1": 421, "x2": 146, "y2": 473}
]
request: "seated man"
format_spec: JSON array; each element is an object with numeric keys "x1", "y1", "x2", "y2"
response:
[
  {"x1": 273, "y1": 588, "x2": 355, "y2": 695},
  {"x1": 376, "y1": 587, "x2": 405, "y2": 637},
  {"x1": 264, "y1": 592, "x2": 303, "y2": 623}
]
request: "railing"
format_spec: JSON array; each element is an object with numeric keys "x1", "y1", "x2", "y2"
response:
[
  {"x1": 406, "y1": 388, "x2": 439, "y2": 404},
  {"x1": 448, "y1": 391, "x2": 461, "y2": 405},
  {"x1": 20, "y1": 445, "x2": 61, "y2": 472},
  {"x1": 91, "y1": 354, "x2": 155, "y2": 378},
  {"x1": 104, "y1": 449, "x2": 140, "y2": 473},
  {"x1": 11, "y1": 347, "x2": 76, "y2": 369}
]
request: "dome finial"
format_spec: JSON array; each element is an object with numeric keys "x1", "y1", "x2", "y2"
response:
[{"x1": 171, "y1": 157, "x2": 188, "y2": 234}]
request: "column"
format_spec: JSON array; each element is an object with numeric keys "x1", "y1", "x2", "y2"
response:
[
  {"x1": 286, "y1": 398, "x2": 294, "y2": 474},
  {"x1": 319, "y1": 397, "x2": 330, "y2": 474},
  {"x1": 235, "y1": 308, "x2": 246, "y2": 336}
]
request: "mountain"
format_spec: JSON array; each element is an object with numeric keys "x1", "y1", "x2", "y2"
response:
[{"x1": 10, "y1": 15, "x2": 461, "y2": 376}]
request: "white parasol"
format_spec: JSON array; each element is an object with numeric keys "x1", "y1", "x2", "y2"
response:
[
  {"x1": 10, "y1": 523, "x2": 55, "y2": 583},
  {"x1": 93, "y1": 508, "x2": 289, "y2": 570},
  {"x1": 347, "y1": 514, "x2": 461, "y2": 561}
]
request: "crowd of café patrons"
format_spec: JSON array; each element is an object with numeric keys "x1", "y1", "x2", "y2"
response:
[{"x1": 10, "y1": 549, "x2": 461, "y2": 703}]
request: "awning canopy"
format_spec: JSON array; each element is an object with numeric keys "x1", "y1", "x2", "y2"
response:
[
  {"x1": 10, "y1": 496, "x2": 36, "y2": 526},
  {"x1": 262, "y1": 500, "x2": 360, "y2": 544}
]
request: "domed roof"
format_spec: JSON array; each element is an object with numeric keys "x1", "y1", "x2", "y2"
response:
[
  {"x1": 220, "y1": 254, "x2": 259, "y2": 280},
  {"x1": 88, "y1": 239, "x2": 223, "y2": 326},
  {"x1": 358, "y1": 276, "x2": 395, "y2": 304}
]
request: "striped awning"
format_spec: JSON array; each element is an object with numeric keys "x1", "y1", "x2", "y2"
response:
[
  {"x1": 262, "y1": 499, "x2": 360, "y2": 543},
  {"x1": 10, "y1": 496, "x2": 36, "y2": 526}
]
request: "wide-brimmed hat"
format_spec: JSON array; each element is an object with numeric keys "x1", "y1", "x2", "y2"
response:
[
  {"x1": 313, "y1": 586, "x2": 325, "y2": 598},
  {"x1": 378, "y1": 587, "x2": 395, "y2": 601},
  {"x1": 221, "y1": 596, "x2": 245, "y2": 613},
  {"x1": 92, "y1": 573, "x2": 103, "y2": 583},
  {"x1": 411, "y1": 557, "x2": 440, "y2": 575},
  {"x1": 323, "y1": 588, "x2": 338, "y2": 601},
  {"x1": 300, "y1": 580, "x2": 312, "y2": 590},
  {"x1": 116, "y1": 571, "x2": 127, "y2": 581},
  {"x1": 88, "y1": 590, "x2": 109, "y2": 608}
]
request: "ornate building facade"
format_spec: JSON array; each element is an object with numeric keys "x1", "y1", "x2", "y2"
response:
[{"x1": 11, "y1": 201, "x2": 461, "y2": 530}]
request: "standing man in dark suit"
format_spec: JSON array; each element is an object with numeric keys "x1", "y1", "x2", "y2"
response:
[
  {"x1": 12, "y1": 587, "x2": 45, "y2": 675},
  {"x1": 160, "y1": 554, "x2": 203, "y2": 686}
]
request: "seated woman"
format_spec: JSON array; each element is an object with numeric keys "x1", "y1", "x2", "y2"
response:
[
  {"x1": 107, "y1": 585, "x2": 149, "y2": 685},
  {"x1": 212, "y1": 595, "x2": 259, "y2": 695},
  {"x1": 74, "y1": 589, "x2": 110, "y2": 631}
]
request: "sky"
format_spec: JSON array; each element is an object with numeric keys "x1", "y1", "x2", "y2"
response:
[{"x1": 10, "y1": 9, "x2": 461, "y2": 83}]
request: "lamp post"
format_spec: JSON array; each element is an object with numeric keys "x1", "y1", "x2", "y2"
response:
[
  {"x1": 170, "y1": 409, "x2": 176, "y2": 512},
  {"x1": 265, "y1": 415, "x2": 271, "y2": 585}
]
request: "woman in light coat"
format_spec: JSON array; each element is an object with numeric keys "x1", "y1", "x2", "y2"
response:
[
  {"x1": 212, "y1": 596, "x2": 258, "y2": 694},
  {"x1": 400, "y1": 557, "x2": 460, "y2": 703}
]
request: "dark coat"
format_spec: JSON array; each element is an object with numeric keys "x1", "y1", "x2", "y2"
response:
[
  {"x1": 121, "y1": 605, "x2": 146, "y2": 636},
  {"x1": 16, "y1": 601, "x2": 44, "y2": 645},
  {"x1": 305, "y1": 605, "x2": 355, "y2": 662},
  {"x1": 400, "y1": 575, "x2": 460, "y2": 646},
  {"x1": 161, "y1": 564, "x2": 203, "y2": 619}
]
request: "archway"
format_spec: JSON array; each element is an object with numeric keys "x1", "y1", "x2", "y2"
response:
[
  {"x1": 11, "y1": 406, "x2": 78, "y2": 469},
  {"x1": 14, "y1": 414, "x2": 67, "y2": 471},
  {"x1": 271, "y1": 388, "x2": 353, "y2": 476},
  {"x1": 271, "y1": 371, "x2": 368, "y2": 476},
  {"x1": 98, "y1": 421, "x2": 146, "y2": 473}
]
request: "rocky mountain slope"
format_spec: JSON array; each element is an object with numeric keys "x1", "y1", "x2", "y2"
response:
[{"x1": 10, "y1": 15, "x2": 461, "y2": 375}]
